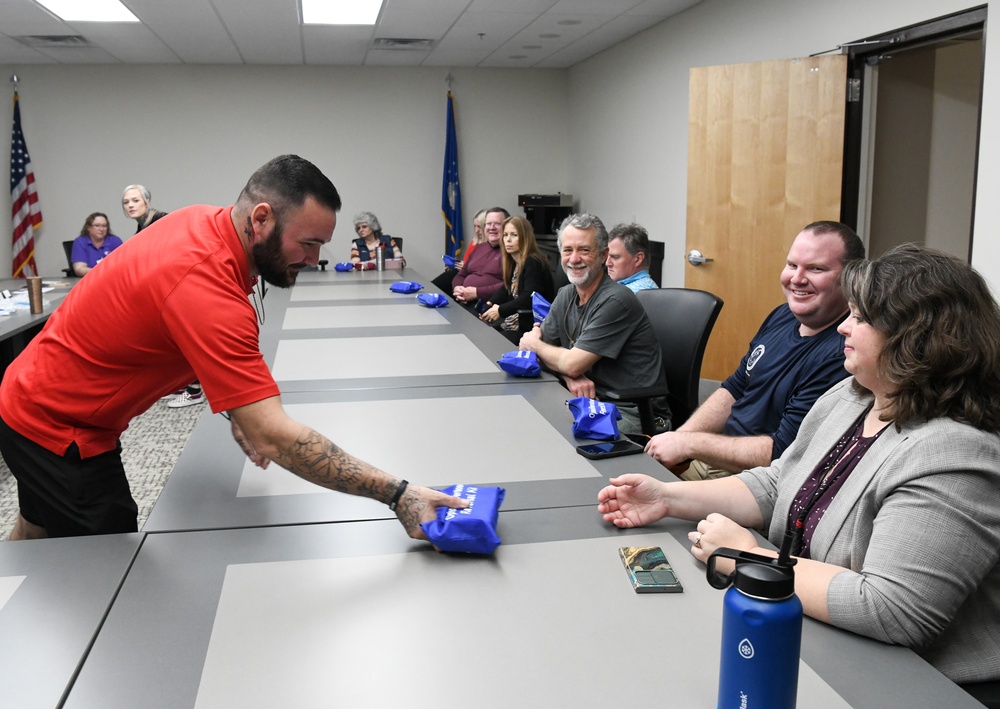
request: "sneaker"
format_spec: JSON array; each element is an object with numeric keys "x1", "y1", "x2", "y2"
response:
[
  {"x1": 166, "y1": 389, "x2": 205, "y2": 408},
  {"x1": 160, "y1": 389, "x2": 185, "y2": 400}
]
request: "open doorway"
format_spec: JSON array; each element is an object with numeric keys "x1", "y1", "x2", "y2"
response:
[{"x1": 841, "y1": 6, "x2": 986, "y2": 261}]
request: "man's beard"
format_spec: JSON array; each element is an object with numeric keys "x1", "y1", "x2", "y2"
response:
[
  {"x1": 564, "y1": 260, "x2": 601, "y2": 287},
  {"x1": 252, "y1": 222, "x2": 300, "y2": 288}
]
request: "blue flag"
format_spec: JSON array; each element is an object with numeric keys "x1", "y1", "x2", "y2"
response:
[{"x1": 441, "y1": 91, "x2": 463, "y2": 258}]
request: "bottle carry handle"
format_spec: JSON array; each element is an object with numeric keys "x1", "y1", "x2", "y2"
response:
[{"x1": 706, "y1": 547, "x2": 797, "y2": 590}]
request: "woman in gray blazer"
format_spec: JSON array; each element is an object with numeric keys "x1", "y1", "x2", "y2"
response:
[{"x1": 598, "y1": 243, "x2": 1000, "y2": 683}]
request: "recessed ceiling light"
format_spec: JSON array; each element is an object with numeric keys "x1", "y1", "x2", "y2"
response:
[
  {"x1": 303, "y1": 0, "x2": 383, "y2": 25},
  {"x1": 556, "y1": 20, "x2": 582, "y2": 26},
  {"x1": 539, "y1": 33, "x2": 561, "y2": 39},
  {"x1": 523, "y1": 45, "x2": 542, "y2": 50},
  {"x1": 35, "y1": 0, "x2": 138, "y2": 22},
  {"x1": 508, "y1": 55, "x2": 528, "y2": 60}
]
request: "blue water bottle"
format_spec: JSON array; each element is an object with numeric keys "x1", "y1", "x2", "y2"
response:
[{"x1": 707, "y1": 542, "x2": 802, "y2": 709}]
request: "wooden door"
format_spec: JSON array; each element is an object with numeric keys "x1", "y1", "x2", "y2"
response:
[{"x1": 686, "y1": 55, "x2": 847, "y2": 380}]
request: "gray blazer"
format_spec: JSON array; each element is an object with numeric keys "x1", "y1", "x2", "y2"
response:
[{"x1": 739, "y1": 377, "x2": 1000, "y2": 683}]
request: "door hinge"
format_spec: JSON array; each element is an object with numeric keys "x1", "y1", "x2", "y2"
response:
[{"x1": 847, "y1": 78, "x2": 861, "y2": 102}]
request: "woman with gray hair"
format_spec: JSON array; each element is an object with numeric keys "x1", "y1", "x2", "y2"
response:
[
  {"x1": 122, "y1": 184, "x2": 168, "y2": 233},
  {"x1": 350, "y1": 211, "x2": 403, "y2": 265}
]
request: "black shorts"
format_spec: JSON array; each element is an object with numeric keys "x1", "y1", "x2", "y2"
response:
[{"x1": 0, "y1": 416, "x2": 138, "y2": 537}]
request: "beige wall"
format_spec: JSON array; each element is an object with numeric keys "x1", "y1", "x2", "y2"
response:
[
  {"x1": 567, "y1": 0, "x2": 1000, "y2": 291},
  {"x1": 0, "y1": 65, "x2": 570, "y2": 275}
]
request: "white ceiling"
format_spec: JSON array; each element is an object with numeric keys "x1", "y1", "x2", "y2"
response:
[{"x1": 0, "y1": 0, "x2": 702, "y2": 69}]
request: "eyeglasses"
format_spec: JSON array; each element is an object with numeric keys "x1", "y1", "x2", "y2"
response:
[
  {"x1": 485, "y1": 222, "x2": 503, "y2": 229},
  {"x1": 91, "y1": 223, "x2": 109, "y2": 229}
]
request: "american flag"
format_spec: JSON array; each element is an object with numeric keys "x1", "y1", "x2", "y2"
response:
[{"x1": 10, "y1": 92, "x2": 43, "y2": 278}]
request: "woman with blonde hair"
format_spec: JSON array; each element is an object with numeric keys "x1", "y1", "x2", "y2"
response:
[{"x1": 480, "y1": 215, "x2": 554, "y2": 342}]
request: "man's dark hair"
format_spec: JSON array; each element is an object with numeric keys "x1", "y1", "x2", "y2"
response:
[
  {"x1": 608, "y1": 222, "x2": 650, "y2": 261},
  {"x1": 485, "y1": 207, "x2": 510, "y2": 219},
  {"x1": 237, "y1": 155, "x2": 342, "y2": 221},
  {"x1": 803, "y1": 221, "x2": 865, "y2": 264}
]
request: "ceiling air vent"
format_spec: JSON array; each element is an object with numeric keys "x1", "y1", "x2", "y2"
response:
[
  {"x1": 372, "y1": 38, "x2": 435, "y2": 50},
  {"x1": 17, "y1": 35, "x2": 91, "y2": 48}
]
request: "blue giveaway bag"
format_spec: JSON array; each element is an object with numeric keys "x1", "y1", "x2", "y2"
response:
[
  {"x1": 566, "y1": 396, "x2": 621, "y2": 440},
  {"x1": 497, "y1": 350, "x2": 541, "y2": 377},
  {"x1": 421, "y1": 484, "x2": 505, "y2": 554},
  {"x1": 389, "y1": 281, "x2": 424, "y2": 294},
  {"x1": 531, "y1": 291, "x2": 551, "y2": 322},
  {"x1": 334, "y1": 262, "x2": 354, "y2": 272},
  {"x1": 416, "y1": 293, "x2": 449, "y2": 308},
  {"x1": 442, "y1": 254, "x2": 457, "y2": 268}
]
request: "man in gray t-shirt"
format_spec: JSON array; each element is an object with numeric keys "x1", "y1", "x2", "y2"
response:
[{"x1": 519, "y1": 213, "x2": 669, "y2": 434}]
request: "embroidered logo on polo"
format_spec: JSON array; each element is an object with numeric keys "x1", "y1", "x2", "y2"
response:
[{"x1": 746, "y1": 344, "x2": 765, "y2": 372}]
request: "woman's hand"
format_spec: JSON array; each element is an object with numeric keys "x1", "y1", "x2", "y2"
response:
[
  {"x1": 597, "y1": 474, "x2": 670, "y2": 528},
  {"x1": 480, "y1": 304, "x2": 499, "y2": 323},
  {"x1": 688, "y1": 512, "x2": 757, "y2": 564}
]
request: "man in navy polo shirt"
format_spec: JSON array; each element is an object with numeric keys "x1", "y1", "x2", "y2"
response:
[{"x1": 645, "y1": 221, "x2": 864, "y2": 480}]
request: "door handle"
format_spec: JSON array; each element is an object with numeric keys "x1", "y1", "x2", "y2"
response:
[{"x1": 687, "y1": 249, "x2": 714, "y2": 266}]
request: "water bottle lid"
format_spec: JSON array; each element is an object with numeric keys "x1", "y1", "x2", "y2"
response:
[{"x1": 733, "y1": 561, "x2": 795, "y2": 600}]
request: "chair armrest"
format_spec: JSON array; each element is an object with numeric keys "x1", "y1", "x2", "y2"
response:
[{"x1": 603, "y1": 384, "x2": 669, "y2": 403}]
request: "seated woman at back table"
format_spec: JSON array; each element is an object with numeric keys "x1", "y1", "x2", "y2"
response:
[
  {"x1": 350, "y1": 211, "x2": 403, "y2": 267},
  {"x1": 71, "y1": 212, "x2": 122, "y2": 276},
  {"x1": 480, "y1": 215, "x2": 554, "y2": 343},
  {"x1": 598, "y1": 243, "x2": 1000, "y2": 684}
]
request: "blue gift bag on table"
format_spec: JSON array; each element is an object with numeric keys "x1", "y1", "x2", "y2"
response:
[
  {"x1": 389, "y1": 281, "x2": 423, "y2": 294},
  {"x1": 334, "y1": 262, "x2": 354, "y2": 272},
  {"x1": 421, "y1": 484, "x2": 505, "y2": 554},
  {"x1": 497, "y1": 350, "x2": 541, "y2": 377},
  {"x1": 417, "y1": 293, "x2": 448, "y2": 308},
  {"x1": 566, "y1": 396, "x2": 621, "y2": 440},
  {"x1": 532, "y1": 292, "x2": 551, "y2": 322}
]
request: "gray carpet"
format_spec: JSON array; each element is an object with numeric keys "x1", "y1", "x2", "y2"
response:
[{"x1": 0, "y1": 399, "x2": 204, "y2": 540}]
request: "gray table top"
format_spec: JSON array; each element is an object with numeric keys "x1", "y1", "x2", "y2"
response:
[
  {"x1": 143, "y1": 381, "x2": 670, "y2": 533},
  {"x1": 255, "y1": 268, "x2": 555, "y2": 391},
  {"x1": 64, "y1": 509, "x2": 979, "y2": 709},
  {"x1": 0, "y1": 533, "x2": 142, "y2": 709},
  {"x1": 0, "y1": 277, "x2": 75, "y2": 342}
]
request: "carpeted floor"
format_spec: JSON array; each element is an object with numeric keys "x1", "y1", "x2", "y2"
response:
[{"x1": 0, "y1": 399, "x2": 204, "y2": 540}]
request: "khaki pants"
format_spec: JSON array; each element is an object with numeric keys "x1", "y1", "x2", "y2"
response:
[{"x1": 676, "y1": 459, "x2": 735, "y2": 481}]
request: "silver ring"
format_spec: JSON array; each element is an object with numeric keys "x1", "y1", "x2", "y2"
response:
[{"x1": 693, "y1": 533, "x2": 703, "y2": 548}]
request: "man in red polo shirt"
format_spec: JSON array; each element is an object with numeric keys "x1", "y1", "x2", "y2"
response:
[{"x1": 0, "y1": 155, "x2": 465, "y2": 539}]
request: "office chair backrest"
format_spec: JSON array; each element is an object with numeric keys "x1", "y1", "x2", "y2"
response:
[
  {"x1": 62, "y1": 240, "x2": 76, "y2": 278},
  {"x1": 636, "y1": 287, "x2": 723, "y2": 428}
]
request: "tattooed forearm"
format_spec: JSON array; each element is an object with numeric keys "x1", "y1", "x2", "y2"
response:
[{"x1": 275, "y1": 428, "x2": 395, "y2": 502}]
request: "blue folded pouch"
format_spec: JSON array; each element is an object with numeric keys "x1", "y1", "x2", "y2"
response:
[
  {"x1": 421, "y1": 484, "x2": 505, "y2": 554},
  {"x1": 389, "y1": 281, "x2": 424, "y2": 294},
  {"x1": 566, "y1": 396, "x2": 621, "y2": 440},
  {"x1": 442, "y1": 254, "x2": 457, "y2": 268},
  {"x1": 532, "y1": 291, "x2": 551, "y2": 322},
  {"x1": 334, "y1": 262, "x2": 354, "y2": 272},
  {"x1": 416, "y1": 293, "x2": 448, "y2": 308},
  {"x1": 497, "y1": 350, "x2": 541, "y2": 377}
]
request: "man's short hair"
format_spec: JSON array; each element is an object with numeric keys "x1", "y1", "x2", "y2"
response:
[
  {"x1": 557, "y1": 213, "x2": 609, "y2": 251},
  {"x1": 485, "y1": 207, "x2": 510, "y2": 220},
  {"x1": 803, "y1": 221, "x2": 865, "y2": 264},
  {"x1": 236, "y1": 155, "x2": 342, "y2": 221},
  {"x1": 608, "y1": 223, "x2": 650, "y2": 261}
]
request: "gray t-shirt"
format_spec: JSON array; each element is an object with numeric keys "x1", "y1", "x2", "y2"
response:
[{"x1": 541, "y1": 273, "x2": 667, "y2": 412}]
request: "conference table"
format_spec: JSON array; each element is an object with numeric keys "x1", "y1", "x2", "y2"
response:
[
  {"x1": 1, "y1": 260, "x2": 984, "y2": 707},
  {"x1": 0, "y1": 276, "x2": 76, "y2": 374}
]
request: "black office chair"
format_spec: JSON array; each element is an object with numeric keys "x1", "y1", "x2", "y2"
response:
[
  {"x1": 604, "y1": 287, "x2": 723, "y2": 435},
  {"x1": 61, "y1": 240, "x2": 77, "y2": 278}
]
